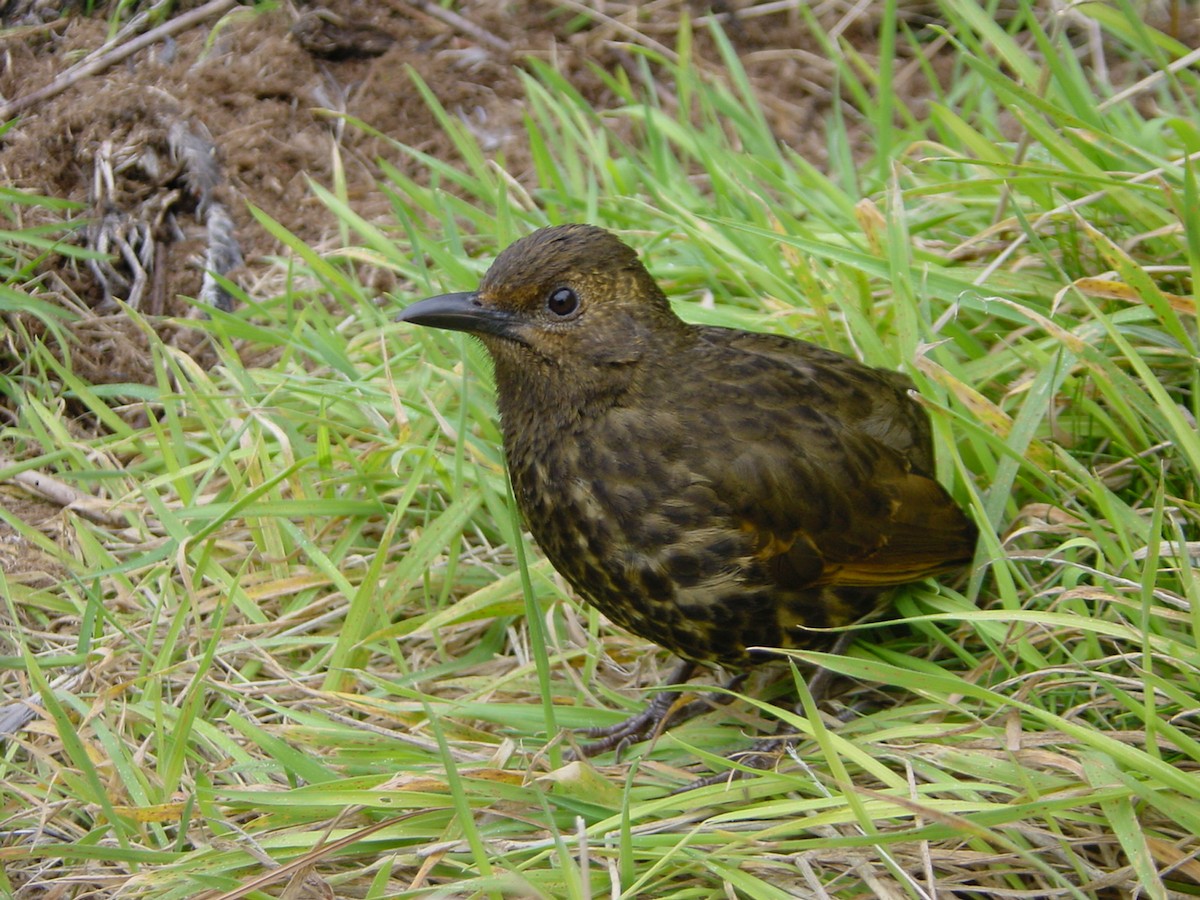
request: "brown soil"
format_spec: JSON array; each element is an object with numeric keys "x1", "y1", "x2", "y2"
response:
[{"x1": 0, "y1": 1, "x2": 878, "y2": 341}]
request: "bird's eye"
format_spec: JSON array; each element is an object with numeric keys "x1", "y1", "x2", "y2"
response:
[{"x1": 546, "y1": 287, "x2": 579, "y2": 317}]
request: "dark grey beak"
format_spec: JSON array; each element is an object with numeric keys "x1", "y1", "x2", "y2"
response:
[{"x1": 396, "y1": 291, "x2": 516, "y2": 338}]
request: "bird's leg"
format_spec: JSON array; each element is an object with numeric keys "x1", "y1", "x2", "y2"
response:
[
  {"x1": 569, "y1": 660, "x2": 695, "y2": 758},
  {"x1": 649, "y1": 670, "x2": 748, "y2": 728},
  {"x1": 679, "y1": 633, "x2": 857, "y2": 789},
  {"x1": 569, "y1": 660, "x2": 744, "y2": 758}
]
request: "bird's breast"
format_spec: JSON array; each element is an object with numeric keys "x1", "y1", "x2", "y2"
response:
[{"x1": 501, "y1": 406, "x2": 788, "y2": 665}]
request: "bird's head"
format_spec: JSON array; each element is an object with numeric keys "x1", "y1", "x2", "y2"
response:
[{"x1": 396, "y1": 225, "x2": 686, "y2": 384}]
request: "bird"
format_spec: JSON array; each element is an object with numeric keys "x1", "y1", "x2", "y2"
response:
[{"x1": 396, "y1": 224, "x2": 977, "y2": 753}]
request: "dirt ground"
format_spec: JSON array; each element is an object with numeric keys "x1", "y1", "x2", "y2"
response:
[{"x1": 0, "y1": 0, "x2": 895, "y2": 347}]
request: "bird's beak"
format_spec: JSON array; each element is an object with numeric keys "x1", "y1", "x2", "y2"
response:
[{"x1": 396, "y1": 291, "x2": 517, "y2": 338}]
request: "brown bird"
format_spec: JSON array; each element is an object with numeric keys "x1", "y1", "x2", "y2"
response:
[{"x1": 397, "y1": 224, "x2": 977, "y2": 751}]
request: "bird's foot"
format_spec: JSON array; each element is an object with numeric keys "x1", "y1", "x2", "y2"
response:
[
  {"x1": 567, "y1": 687, "x2": 685, "y2": 759},
  {"x1": 674, "y1": 642, "x2": 859, "y2": 791},
  {"x1": 567, "y1": 661, "x2": 746, "y2": 759}
]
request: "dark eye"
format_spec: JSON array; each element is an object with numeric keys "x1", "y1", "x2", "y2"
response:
[{"x1": 547, "y1": 286, "x2": 579, "y2": 317}]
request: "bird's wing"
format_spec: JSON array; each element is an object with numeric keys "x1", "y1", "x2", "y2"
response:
[
  {"x1": 715, "y1": 425, "x2": 975, "y2": 590},
  {"x1": 691, "y1": 328, "x2": 976, "y2": 589}
]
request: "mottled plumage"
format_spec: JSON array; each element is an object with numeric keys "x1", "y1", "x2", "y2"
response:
[{"x1": 398, "y1": 224, "x2": 976, "y2": 673}]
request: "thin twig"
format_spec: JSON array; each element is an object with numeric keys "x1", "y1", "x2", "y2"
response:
[
  {"x1": 972, "y1": 145, "x2": 1200, "y2": 286},
  {"x1": 0, "y1": 0, "x2": 239, "y2": 121},
  {"x1": 3, "y1": 462, "x2": 128, "y2": 528},
  {"x1": 1099, "y1": 43, "x2": 1200, "y2": 111},
  {"x1": 72, "y1": 0, "x2": 175, "y2": 70},
  {"x1": 545, "y1": 0, "x2": 679, "y2": 64},
  {"x1": 385, "y1": 0, "x2": 511, "y2": 54}
]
